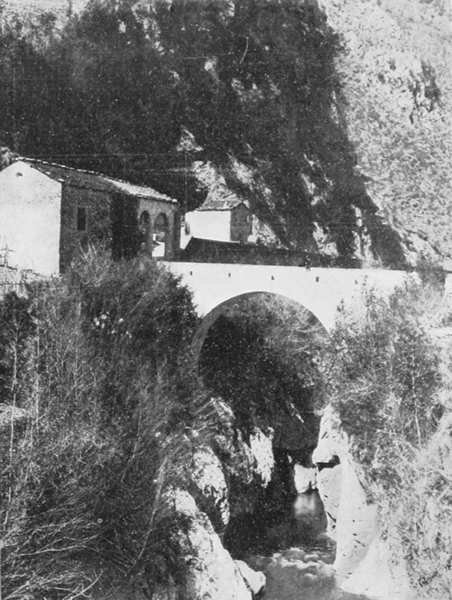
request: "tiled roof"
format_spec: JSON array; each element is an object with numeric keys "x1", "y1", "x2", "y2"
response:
[
  {"x1": 18, "y1": 158, "x2": 177, "y2": 204},
  {"x1": 198, "y1": 183, "x2": 249, "y2": 211}
]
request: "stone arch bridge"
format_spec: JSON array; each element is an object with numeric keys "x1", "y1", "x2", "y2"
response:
[{"x1": 163, "y1": 262, "x2": 437, "y2": 354}]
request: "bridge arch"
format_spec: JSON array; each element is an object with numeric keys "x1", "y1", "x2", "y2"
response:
[{"x1": 192, "y1": 290, "x2": 329, "y2": 364}]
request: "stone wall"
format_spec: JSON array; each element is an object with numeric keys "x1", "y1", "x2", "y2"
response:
[
  {"x1": 230, "y1": 204, "x2": 252, "y2": 243},
  {"x1": 60, "y1": 183, "x2": 112, "y2": 271}
]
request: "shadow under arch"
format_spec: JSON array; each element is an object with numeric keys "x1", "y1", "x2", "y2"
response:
[
  {"x1": 196, "y1": 289, "x2": 332, "y2": 557},
  {"x1": 192, "y1": 290, "x2": 329, "y2": 365}
]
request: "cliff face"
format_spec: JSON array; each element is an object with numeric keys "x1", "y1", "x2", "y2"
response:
[
  {"x1": 191, "y1": 0, "x2": 452, "y2": 266},
  {"x1": 2, "y1": 1, "x2": 450, "y2": 268},
  {"x1": 313, "y1": 404, "x2": 414, "y2": 600},
  {"x1": 321, "y1": 0, "x2": 452, "y2": 265}
]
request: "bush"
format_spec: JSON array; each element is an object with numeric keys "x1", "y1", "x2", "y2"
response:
[
  {"x1": 0, "y1": 250, "x2": 207, "y2": 599},
  {"x1": 323, "y1": 283, "x2": 443, "y2": 482},
  {"x1": 322, "y1": 281, "x2": 451, "y2": 597}
]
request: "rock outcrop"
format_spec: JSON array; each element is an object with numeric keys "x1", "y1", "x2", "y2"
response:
[
  {"x1": 162, "y1": 488, "x2": 263, "y2": 600},
  {"x1": 190, "y1": 445, "x2": 230, "y2": 532},
  {"x1": 293, "y1": 464, "x2": 317, "y2": 494},
  {"x1": 234, "y1": 560, "x2": 266, "y2": 596},
  {"x1": 155, "y1": 397, "x2": 271, "y2": 600},
  {"x1": 313, "y1": 404, "x2": 413, "y2": 600}
]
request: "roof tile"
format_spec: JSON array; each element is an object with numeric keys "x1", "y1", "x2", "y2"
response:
[{"x1": 19, "y1": 158, "x2": 177, "y2": 204}]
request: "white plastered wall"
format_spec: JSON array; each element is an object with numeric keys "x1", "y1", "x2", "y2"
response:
[
  {"x1": 184, "y1": 210, "x2": 231, "y2": 245},
  {"x1": 0, "y1": 161, "x2": 62, "y2": 275}
]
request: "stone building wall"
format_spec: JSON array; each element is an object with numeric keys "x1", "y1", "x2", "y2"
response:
[
  {"x1": 230, "y1": 204, "x2": 252, "y2": 243},
  {"x1": 59, "y1": 183, "x2": 112, "y2": 271},
  {"x1": 137, "y1": 197, "x2": 180, "y2": 260}
]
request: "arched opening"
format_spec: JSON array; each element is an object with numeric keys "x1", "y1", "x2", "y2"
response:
[
  {"x1": 138, "y1": 210, "x2": 152, "y2": 255},
  {"x1": 196, "y1": 292, "x2": 332, "y2": 564},
  {"x1": 193, "y1": 291, "x2": 329, "y2": 360},
  {"x1": 153, "y1": 212, "x2": 170, "y2": 259}
]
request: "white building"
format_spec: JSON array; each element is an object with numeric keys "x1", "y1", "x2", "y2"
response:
[{"x1": 181, "y1": 185, "x2": 257, "y2": 248}]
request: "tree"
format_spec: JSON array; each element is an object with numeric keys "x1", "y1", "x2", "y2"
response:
[
  {"x1": 0, "y1": 251, "x2": 207, "y2": 598},
  {"x1": 0, "y1": 0, "x2": 414, "y2": 262}
]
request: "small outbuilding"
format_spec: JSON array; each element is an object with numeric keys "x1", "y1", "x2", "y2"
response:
[
  {"x1": 182, "y1": 185, "x2": 252, "y2": 247},
  {"x1": 0, "y1": 158, "x2": 179, "y2": 275}
]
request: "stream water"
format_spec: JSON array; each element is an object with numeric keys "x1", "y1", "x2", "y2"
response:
[{"x1": 244, "y1": 491, "x2": 372, "y2": 600}]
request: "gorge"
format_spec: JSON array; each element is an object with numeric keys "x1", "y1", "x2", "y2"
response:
[{"x1": 166, "y1": 292, "x2": 415, "y2": 600}]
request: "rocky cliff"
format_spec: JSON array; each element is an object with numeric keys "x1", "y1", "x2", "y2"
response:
[
  {"x1": 2, "y1": 0, "x2": 451, "y2": 267},
  {"x1": 313, "y1": 404, "x2": 414, "y2": 599}
]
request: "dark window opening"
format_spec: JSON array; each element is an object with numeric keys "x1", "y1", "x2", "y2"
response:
[
  {"x1": 317, "y1": 455, "x2": 340, "y2": 472},
  {"x1": 77, "y1": 206, "x2": 87, "y2": 232},
  {"x1": 153, "y1": 212, "x2": 169, "y2": 258}
]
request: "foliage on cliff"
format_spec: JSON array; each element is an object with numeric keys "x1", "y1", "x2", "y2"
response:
[
  {"x1": 2, "y1": 0, "x2": 450, "y2": 264},
  {"x1": 0, "y1": 251, "x2": 206, "y2": 599},
  {"x1": 323, "y1": 0, "x2": 452, "y2": 263},
  {"x1": 323, "y1": 282, "x2": 452, "y2": 598}
]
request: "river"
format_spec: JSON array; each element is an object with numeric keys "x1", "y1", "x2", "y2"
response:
[{"x1": 244, "y1": 491, "x2": 371, "y2": 600}]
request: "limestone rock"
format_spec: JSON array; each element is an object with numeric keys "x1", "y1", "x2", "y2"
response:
[
  {"x1": 312, "y1": 404, "x2": 347, "y2": 540},
  {"x1": 248, "y1": 428, "x2": 274, "y2": 487},
  {"x1": 213, "y1": 416, "x2": 275, "y2": 517},
  {"x1": 313, "y1": 406, "x2": 376, "y2": 582},
  {"x1": 293, "y1": 464, "x2": 316, "y2": 494},
  {"x1": 164, "y1": 488, "x2": 253, "y2": 600},
  {"x1": 190, "y1": 445, "x2": 230, "y2": 530},
  {"x1": 341, "y1": 536, "x2": 414, "y2": 600},
  {"x1": 234, "y1": 560, "x2": 266, "y2": 596},
  {"x1": 312, "y1": 404, "x2": 413, "y2": 599},
  {"x1": 315, "y1": 464, "x2": 342, "y2": 539}
]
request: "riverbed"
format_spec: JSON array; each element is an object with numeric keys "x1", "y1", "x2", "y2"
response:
[{"x1": 245, "y1": 491, "x2": 372, "y2": 600}]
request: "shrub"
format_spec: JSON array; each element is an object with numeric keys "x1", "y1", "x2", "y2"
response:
[
  {"x1": 323, "y1": 283, "x2": 443, "y2": 483},
  {"x1": 322, "y1": 281, "x2": 451, "y2": 597},
  {"x1": 0, "y1": 250, "x2": 207, "y2": 599}
]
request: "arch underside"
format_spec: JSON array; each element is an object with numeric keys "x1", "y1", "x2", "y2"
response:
[{"x1": 192, "y1": 291, "x2": 329, "y2": 361}]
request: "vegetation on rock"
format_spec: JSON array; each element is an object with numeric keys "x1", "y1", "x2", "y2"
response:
[
  {"x1": 0, "y1": 250, "x2": 207, "y2": 599},
  {"x1": 322, "y1": 281, "x2": 452, "y2": 598}
]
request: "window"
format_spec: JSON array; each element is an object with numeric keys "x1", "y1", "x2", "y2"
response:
[
  {"x1": 77, "y1": 206, "x2": 87, "y2": 232},
  {"x1": 139, "y1": 211, "x2": 151, "y2": 253},
  {"x1": 139, "y1": 210, "x2": 150, "y2": 231},
  {"x1": 153, "y1": 212, "x2": 169, "y2": 258}
]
